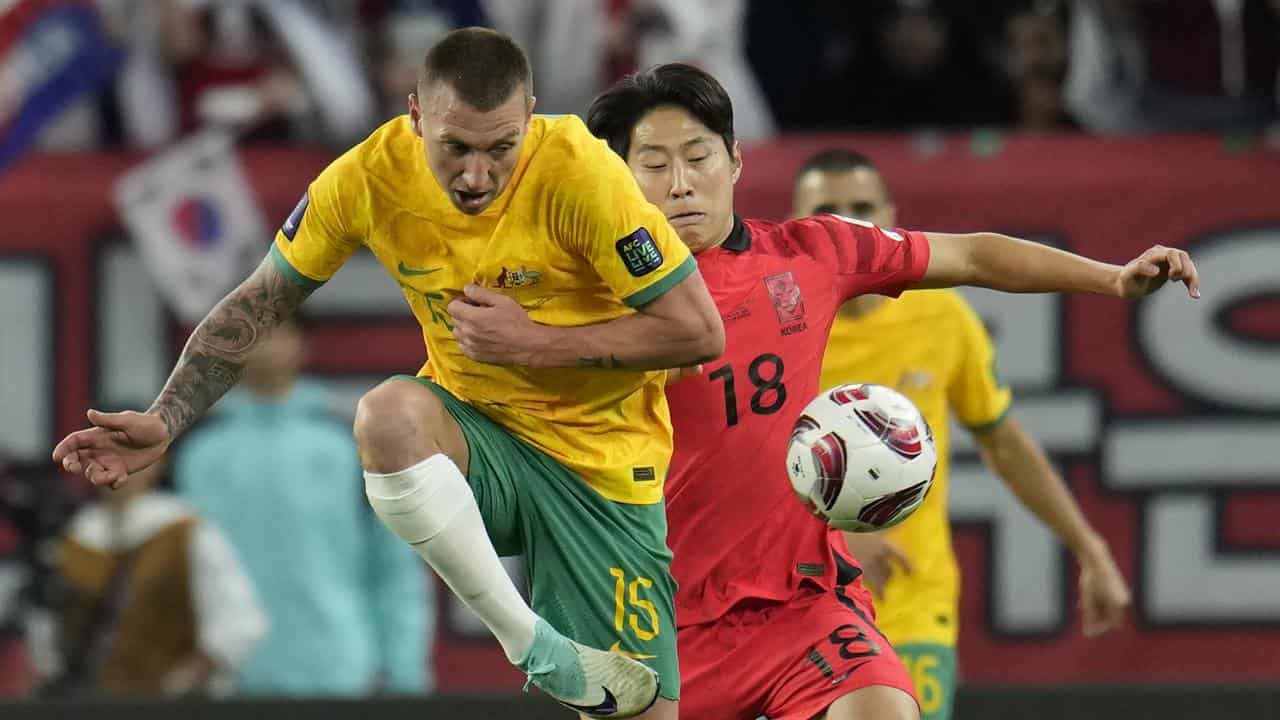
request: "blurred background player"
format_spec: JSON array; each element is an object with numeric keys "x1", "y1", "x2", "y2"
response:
[
  {"x1": 53, "y1": 27, "x2": 724, "y2": 720},
  {"x1": 174, "y1": 317, "x2": 431, "y2": 698},
  {"x1": 587, "y1": 63, "x2": 1196, "y2": 720},
  {"x1": 794, "y1": 149, "x2": 1132, "y2": 720},
  {"x1": 48, "y1": 459, "x2": 264, "y2": 697}
]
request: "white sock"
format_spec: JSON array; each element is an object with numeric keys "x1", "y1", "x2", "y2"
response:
[{"x1": 365, "y1": 454, "x2": 538, "y2": 663}]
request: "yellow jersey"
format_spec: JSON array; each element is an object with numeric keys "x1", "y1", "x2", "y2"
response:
[
  {"x1": 820, "y1": 290, "x2": 1011, "y2": 646},
  {"x1": 272, "y1": 115, "x2": 696, "y2": 504}
]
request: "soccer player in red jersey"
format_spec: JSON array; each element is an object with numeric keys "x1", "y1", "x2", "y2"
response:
[{"x1": 587, "y1": 64, "x2": 1200, "y2": 720}]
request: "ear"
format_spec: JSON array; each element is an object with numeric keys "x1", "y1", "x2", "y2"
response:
[
  {"x1": 528, "y1": 94, "x2": 537, "y2": 116},
  {"x1": 407, "y1": 93, "x2": 423, "y2": 138},
  {"x1": 885, "y1": 202, "x2": 898, "y2": 228},
  {"x1": 730, "y1": 140, "x2": 743, "y2": 184}
]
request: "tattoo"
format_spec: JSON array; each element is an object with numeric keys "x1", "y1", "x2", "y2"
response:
[
  {"x1": 578, "y1": 354, "x2": 625, "y2": 369},
  {"x1": 148, "y1": 255, "x2": 313, "y2": 440}
]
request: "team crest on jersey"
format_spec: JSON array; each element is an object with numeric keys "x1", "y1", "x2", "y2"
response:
[
  {"x1": 764, "y1": 272, "x2": 806, "y2": 323},
  {"x1": 496, "y1": 265, "x2": 542, "y2": 288}
]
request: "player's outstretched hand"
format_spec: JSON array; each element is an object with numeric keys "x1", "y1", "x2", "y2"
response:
[
  {"x1": 1077, "y1": 542, "x2": 1131, "y2": 637},
  {"x1": 1116, "y1": 245, "x2": 1201, "y2": 299},
  {"x1": 841, "y1": 531, "x2": 911, "y2": 597},
  {"x1": 665, "y1": 365, "x2": 703, "y2": 385},
  {"x1": 449, "y1": 284, "x2": 544, "y2": 366},
  {"x1": 52, "y1": 410, "x2": 170, "y2": 489}
]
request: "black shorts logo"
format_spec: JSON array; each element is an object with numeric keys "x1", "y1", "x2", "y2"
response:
[
  {"x1": 281, "y1": 192, "x2": 309, "y2": 241},
  {"x1": 616, "y1": 228, "x2": 664, "y2": 277}
]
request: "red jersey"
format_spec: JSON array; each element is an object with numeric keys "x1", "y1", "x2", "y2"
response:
[{"x1": 664, "y1": 214, "x2": 931, "y2": 627}]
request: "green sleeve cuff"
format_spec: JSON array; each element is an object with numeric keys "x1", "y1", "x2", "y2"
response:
[
  {"x1": 270, "y1": 244, "x2": 325, "y2": 291},
  {"x1": 623, "y1": 255, "x2": 696, "y2": 308},
  {"x1": 964, "y1": 401, "x2": 1012, "y2": 435}
]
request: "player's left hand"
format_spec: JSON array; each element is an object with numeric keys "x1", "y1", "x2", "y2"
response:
[
  {"x1": 1076, "y1": 541, "x2": 1131, "y2": 637},
  {"x1": 665, "y1": 365, "x2": 703, "y2": 385},
  {"x1": 1115, "y1": 245, "x2": 1201, "y2": 299},
  {"x1": 449, "y1": 284, "x2": 545, "y2": 366}
]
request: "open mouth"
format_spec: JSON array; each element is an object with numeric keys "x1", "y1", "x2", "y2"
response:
[{"x1": 453, "y1": 189, "x2": 492, "y2": 212}]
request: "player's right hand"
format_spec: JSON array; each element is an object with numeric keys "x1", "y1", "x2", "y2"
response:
[
  {"x1": 52, "y1": 409, "x2": 171, "y2": 490},
  {"x1": 842, "y1": 531, "x2": 912, "y2": 597}
]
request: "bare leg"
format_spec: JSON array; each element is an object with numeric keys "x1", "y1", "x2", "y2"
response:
[
  {"x1": 356, "y1": 378, "x2": 660, "y2": 718},
  {"x1": 816, "y1": 685, "x2": 919, "y2": 720},
  {"x1": 355, "y1": 378, "x2": 536, "y2": 661}
]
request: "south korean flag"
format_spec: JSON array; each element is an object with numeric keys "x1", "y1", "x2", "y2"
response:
[{"x1": 114, "y1": 131, "x2": 267, "y2": 323}]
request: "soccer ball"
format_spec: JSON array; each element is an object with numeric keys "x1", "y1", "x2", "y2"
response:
[{"x1": 786, "y1": 383, "x2": 937, "y2": 533}]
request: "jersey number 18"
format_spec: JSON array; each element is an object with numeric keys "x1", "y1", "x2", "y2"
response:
[{"x1": 707, "y1": 353, "x2": 786, "y2": 426}]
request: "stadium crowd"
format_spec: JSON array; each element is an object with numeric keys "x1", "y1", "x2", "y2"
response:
[{"x1": 1, "y1": 0, "x2": 1278, "y2": 708}]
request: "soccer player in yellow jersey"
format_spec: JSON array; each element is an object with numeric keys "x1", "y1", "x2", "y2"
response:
[
  {"x1": 53, "y1": 28, "x2": 725, "y2": 719},
  {"x1": 797, "y1": 149, "x2": 1133, "y2": 720}
]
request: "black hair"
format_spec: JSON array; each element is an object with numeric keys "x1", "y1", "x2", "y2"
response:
[
  {"x1": 794, "y1": 149, "x2": 879, "y2": 181},
  {"x1": 420, "y1": 27, "x2": 532, "y2": 110},
  {"x1": 586, "y1": 63, "x2": 735, "y2": 159}
]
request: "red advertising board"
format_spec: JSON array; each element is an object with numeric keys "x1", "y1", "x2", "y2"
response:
[{"x1": 1, "y1": 133, "x2": 1277, "y2": 689}]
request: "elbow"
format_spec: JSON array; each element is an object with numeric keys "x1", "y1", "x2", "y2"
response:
[
  {"x1": 684, "y1": 309, "x2": 726, "y2": 365},
  {"x1": 700, "y1": 316, "x2": 727, "y2": 362},
  {"x1": 964, "y1": 233, "x2": 1000, "y2": 288}
]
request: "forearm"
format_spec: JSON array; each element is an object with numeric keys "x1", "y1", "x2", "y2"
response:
[
  {"x1": 925, "y1": 232, "x2": 1123, "y2": 296},
  {"x1": 536, "y1": 312, "x2": 723, "y2": 370},
  {"x1": 148, "y1": 255, "x2": 311, "y2": 439},
  {"x1": 978, "y1": 417, "x2": 1103, "y2": 557}
]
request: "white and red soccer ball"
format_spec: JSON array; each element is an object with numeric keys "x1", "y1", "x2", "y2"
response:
[{"x1": 786, "y1": 383, "x2": 938, "y2": 533}]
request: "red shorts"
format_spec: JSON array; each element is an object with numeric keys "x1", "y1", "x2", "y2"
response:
[{"x1": 678, "y1": 586, "x2": 917, "y2": 720}]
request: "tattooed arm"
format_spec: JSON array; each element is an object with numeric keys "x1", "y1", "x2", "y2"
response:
[
  {"x1": 150, "y1": 254, "x2": 313, "y2": 439},
  {"x1": 53, "y1": 255, "x2": 313, "y2": 488}
]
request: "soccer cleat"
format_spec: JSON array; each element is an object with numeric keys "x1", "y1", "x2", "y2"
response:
[{"x1": 519, "y1": 619, "x2": 660, "y2": 718}]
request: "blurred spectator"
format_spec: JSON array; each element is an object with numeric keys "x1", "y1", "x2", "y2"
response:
[
  {"x1": 485, "y1": 0, "x2": 607, "y2": 116},
  {"x1": 363, "y1": 1, "x2": 491, "y2": 121},
  {"x1": 626, "y1": 0, "x2": 776, "y2": 140},
  {"x1": 48, "y1": 459, "x2": 265, "y2": 697},
  {"x1": 742, "y1": 0, "x2": 835, "y2": 129},
  {"x1": 853, "y1": 1, "x2": 1009, "y2": 129},
  {"x1": 1064, "y1": 0, "x2": 1278, "y2": 132},
  {"x1": 175, "y1": 319, "x2": 433, "y2": 697},
  {"x1": 100, "y1": 0, "x2": 375, "y2": 148},
  {"x1": 0, "y1": 461, "x2": 45, "y2": 697},
  {"x1": 0, "y1": 459, "x2": 84, "y2": 698},
  {"x1": 747, "y1": 0, "x2": 1007, "y2": 131},
  {"x1": 998, "y1": 1, "x2": 1079, "y2": 131}
]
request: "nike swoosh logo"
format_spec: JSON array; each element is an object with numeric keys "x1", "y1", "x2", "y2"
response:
[
  {"x1": 560, "y1": 686, "x2": 619, "y2": 716},
  {"x1": 397, "y1": 261, "x2": 442, "y2": 276},
  {"x1": 609, "y1": 641, "x2": 657, "y2": 660}
]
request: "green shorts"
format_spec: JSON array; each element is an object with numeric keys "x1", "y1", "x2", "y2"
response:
[
  {"x1": 896, "y1": 643, "x2": 957, "y2": 720},
  {"x1": 402, "y1": 376, "x2": 680, "y2": 699}
]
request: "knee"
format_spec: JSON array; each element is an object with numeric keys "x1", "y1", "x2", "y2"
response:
[{"x1": 354, "y1": 380, "x2": 448, "y2": 461}]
